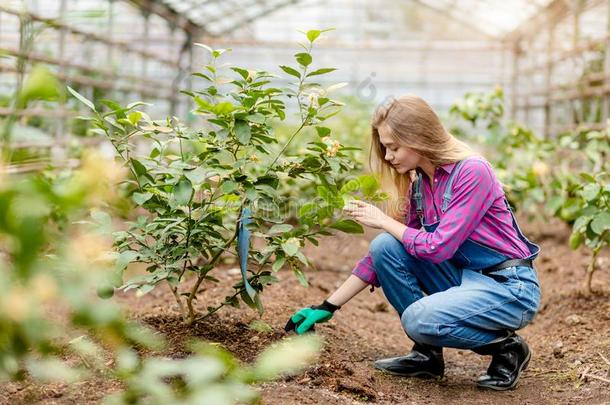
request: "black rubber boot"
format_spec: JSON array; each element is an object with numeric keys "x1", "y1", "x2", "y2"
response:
[
  {"x1": 374, "y1": 343, "x2": 444, "y2": 378},
  {"x1": 472, "y1": 331, "x2": 531, "y2": 390}
]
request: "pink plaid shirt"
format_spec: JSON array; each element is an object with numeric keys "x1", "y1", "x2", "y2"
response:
[{"x1": 352, "y1": 157, "x2": 531, "y2": 287}]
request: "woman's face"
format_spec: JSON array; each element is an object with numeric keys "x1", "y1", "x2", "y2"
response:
[{"x1": 378, "y1": 124, "x2": 421, "y2": 174}]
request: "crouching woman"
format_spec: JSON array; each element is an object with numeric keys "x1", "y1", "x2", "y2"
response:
[{"x1": 285, "y1": 95, "x2": 541, "y2": 390}]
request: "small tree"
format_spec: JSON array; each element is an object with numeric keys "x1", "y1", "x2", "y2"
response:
[
  {"x1": 567, "y1": 173, "x2": 609, "y2": 293},
  {"x1": 71, "y1": 30, "x2": 384, "y2": 324}
]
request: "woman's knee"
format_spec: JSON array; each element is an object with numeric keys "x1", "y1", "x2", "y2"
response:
[
  {"x1": 401, "y1": 300, "x2": 439, "y2": 345},
  {"x1": 369, "y1": 232, "x2": 406, "y2": 264}
]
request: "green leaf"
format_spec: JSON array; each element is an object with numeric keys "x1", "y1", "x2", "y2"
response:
[
  {"x1": 116, "y1": 250, "x2": 139, "y2": 271},
  {"x1": 128, "y1": 111, "x2": 142, "y2": 125},
  {"x1": 272, "y1": 256, "x2": 286, "y2": 272},
  {"x1": 20, "y1": 65, "x2": 61, "y2": 105},
  {"x1": 340, "y1": 179, "x2": 360, "y2": 194},
  {"x1": 298, "y1": 202, "x2": 316, "y2": 217},
  {"x1": 231, "y1": 67, "x2": 250, "y2": 80},
  {"x1": 194, "y1": 43, "x2": 214, "y2": 54},
  {"x1": 136, "y1": 284, "x2": 155, "y2": 297},
  {"x1": 279, "y1": 65, "x2": 301, "y2": 79},
  {"x1": 194, "y1": 96, "x2": 213, "y2": 112},
  {"x1": 184, "y1": 167, "x2": 207, "y2": 185},
  {"x1": 248, "y1": 320, "x2": 273, "y2": 333},
  {"x1": 247, "y1": 113, "x2": 266, "y2": 124},
  {"x1": 235, "y1": 120, "x2": 252, "y2": 145},
  {"x1": 294, "y1": 52, "x2": 312, "y2": 67},
  {"x1": 292, "y1": 266, "x2": 308, "y2": 287},
  {"x1": 268, "y1": 224, "x2": 294, "y2": 234},
  {"x1": 192, "y1": 72, "x2": 212, "y2": 81},
  {"x1": 330, "y1": 219, "x2": 364, "y2": 234},
  {"x1": 581, "y1": 183, "x2": 601, "y2": 201},
  {"x1": 306, "y1": 30, "x2": 321, "y2": 42},
  {"x1": 222, "y1": 181, "x2": 237, "y2": 194},
  {"x1": 591, "y1": 212, "x2": 610, "y2": 235},
  {"x1": 213, "y1": 101, "x2": 235, "y2": 115},
  {"x1": 67, "y1": 86, "x2": 96, "y2": 111},
  {"x1": 130, "y1": 158, "x2": 148, "y2": 177},
  {"x1": 307, "y1": 68, "x2": 337, "y2": 77},
  {"x1": 174, "y1": 178, "x2": 193, "y2": 205},
  {"x1": 212, "y1": 48, "x2": 230, "y2": 58},
  {"x1": 281, "y1": 241, "x2": 299, "y2": 257},
  {"x1": 545, "y1": 195, "x2": 564, "y2": 215},
  {"x1": 253, "y1": 334, "x2": 321, "y2": 381},
  {"x1": 132, "y1": 192, "x2": 153, "y2": 205},
  {"x1": 315, "y1": 126, "x2": 331, "y2": 137},
  {"x1": 569, "y1": 232, "x2": 583, "y2": 250},
  {"x1": 358, "y1": 175, "x2": 379, "y2": 198},
  {"x1": 572, "y1": 215, "x2": 592, "y2": 232}
]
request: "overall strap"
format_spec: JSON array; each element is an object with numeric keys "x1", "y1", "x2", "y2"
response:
[
  {"x1": 412, "y1": 172, "x2": 425, "y2": 227},
  {"x1": 441, "y1": 158, "x2": 470, "y2": 213}
]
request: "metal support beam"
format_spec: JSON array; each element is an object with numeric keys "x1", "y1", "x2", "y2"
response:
[
  {"x1": 544, "y1": 20, "x2": 556, "y2": 138},
  {"x1": 407, "y1": 0, "x2": 497, "y2": 40},
  {"x1": 127, "y1": 0, "x2": 205, "y2": 37},
  {"x1": 56, "y1": 0, "x2": 68, "y2": 149},
  {"x1": 141, "y1": 10, "x2": 150, "y2": 101},
  {"x1": 602, "y1": 0, "x2": 610, "y2": 124},
  {"x1": 209, "y1": 0, "x2": 304, "y2": 37}
]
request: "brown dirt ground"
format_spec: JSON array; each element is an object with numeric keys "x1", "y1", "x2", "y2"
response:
[{"x1": 2, "y1": 217, "x2": 610, "y2": 404}]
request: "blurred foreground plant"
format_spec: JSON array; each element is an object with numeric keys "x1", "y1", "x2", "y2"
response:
[{"x1": 0, "y1": 156, "x2": 323, "y2": 403}]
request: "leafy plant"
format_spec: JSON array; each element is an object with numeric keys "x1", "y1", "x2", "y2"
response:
[
  {"x1": 567, "y1": 173, "x2": 609, "y2": 292},
  {"x1": 0, "y1": 156, "x2": 161, "y2": 381},
  {"x1": 71, "y1": 30, "x2": 384, "y2": 325}
]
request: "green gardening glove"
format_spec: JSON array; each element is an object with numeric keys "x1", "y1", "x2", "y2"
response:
[{"x1": 284, "y1": 300, "x2": 341, "y2": 334}]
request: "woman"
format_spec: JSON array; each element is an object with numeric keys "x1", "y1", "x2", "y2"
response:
[{"x1": 284, "y1": 95, "x2": 541, "y2": 391}]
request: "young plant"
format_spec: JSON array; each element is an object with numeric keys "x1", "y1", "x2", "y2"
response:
[{"x1": 71, "y1": 30, "x2": 383, "y2": 325}]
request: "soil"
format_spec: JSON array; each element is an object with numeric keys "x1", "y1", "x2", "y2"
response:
[{"x1": 2, "y1": 217, "x2": 610, "y2": 404}]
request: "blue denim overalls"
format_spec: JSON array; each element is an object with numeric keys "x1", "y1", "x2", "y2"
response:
[{"x1": 369, "y1": 159, "x2": 542, "y2": 349}]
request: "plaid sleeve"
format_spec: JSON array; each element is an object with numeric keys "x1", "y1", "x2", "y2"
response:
[{"x1": 351, "y1": 254, "x2": 380, "y2": 288}]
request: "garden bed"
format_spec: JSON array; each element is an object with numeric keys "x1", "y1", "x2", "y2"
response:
[{"x1": 2, "y1": 217, "x2": 609, "y2": 404}]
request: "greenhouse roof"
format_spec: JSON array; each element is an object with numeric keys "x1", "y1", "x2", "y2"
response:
[
  {"x1": 413, "y1": 0, "x2": 555, "y2": 38},
  {"x1": 153, "y1": 0, "x2": 555, "y2": 39},
  {"x1": 157, "y1": 0, "x2": 302, "y2": 36}
]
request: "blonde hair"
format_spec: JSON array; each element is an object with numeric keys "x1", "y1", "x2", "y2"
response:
[{"x1": 370, "y1": 95, "x2": 476, "y2": 219}]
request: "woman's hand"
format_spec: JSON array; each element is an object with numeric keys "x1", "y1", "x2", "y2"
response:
[{"x1": 343, "y1": 200, "x2": 390, "y2": 229}]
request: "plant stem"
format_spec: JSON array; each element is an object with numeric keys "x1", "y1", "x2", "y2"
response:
[
  {"x1": 185, "y1": 204, "x2": 243, "y2": 323},
  {"x1": 585, "y1": 246, "x2": 601, "y2": 294},
  {"x1": 166, "y1": 279, "x2": 187, "y2": 321},
  {"x1": 261, "y1": 45, "x2": 313, "y2": 177},
  {"x1": 177, "y1": 205, "x2": 192, "y2": 283},
  {"x1": 195, "y1": 287, "x2": 243, "y2": 323},
  {"x1": 105, "y1": 126, "x2": 142, "y2": 190},
  {"x1": 263, "y1": 122, "x2": 306, "y2": 176}
]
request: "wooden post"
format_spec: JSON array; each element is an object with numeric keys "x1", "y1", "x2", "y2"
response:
[
  {"x1": 55, "y1": 0, "x2": 68, "y2": 161},
  {"x1": 107, "y1": 0, "x2": 115, "y2": 98},
  {"x1": 140, "y1": 10, "x2": 150, "y2": 101},
  {"x1": 524, "y1": 38, "x2": 532, "y2": 124},
  {"x1": 510, "y1": 41, "x2": 520, "y2": 121},
  {"x1": 572, "y1": 0, "x2": 584, "y2": 125},
  {"x1": 602, "y1": 0, "x2": 610, "y2": 124},
  {"x1": 544, "y1": 19, "x2": 556, "y2": 138},
  {"x1": 169, "y1": 24, "x2": 178, "y2": 116},
  {"x1": 186, "y1": 41, "x2": 194, "y2": 121}
]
